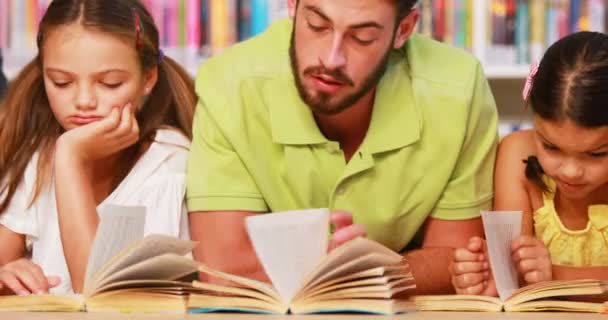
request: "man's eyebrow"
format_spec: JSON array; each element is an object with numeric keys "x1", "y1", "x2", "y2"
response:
[
  {"x1": 349, "y1": 22, "x2": 384, "y2": 30},
  {"x1": 304, "y1": 5, "x2": 331, "y2": 21},
  {"x1": 303, "y1": 5, "x2": 384, "y2": 30}
]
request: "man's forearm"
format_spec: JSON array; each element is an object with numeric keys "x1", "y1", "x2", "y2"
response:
[{"x1": 403, "y1": 247, "x2": 455, "y2": 295}]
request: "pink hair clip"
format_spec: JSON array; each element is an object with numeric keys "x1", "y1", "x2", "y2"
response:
[
  {"x1": 522, "y1": 62, "x2": 539, "y2": 101},
  {"x1": 132, "y1": 7, "x2": 144, "y2": 50}
]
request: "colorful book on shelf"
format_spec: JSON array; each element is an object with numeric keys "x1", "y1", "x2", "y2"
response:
[
  {"x1": 188, "y1": 209, "x2": 417, "y2": 315},
  {"x1": 251, "y1": 0, "x2": 270, "y2": 37},
  {"x1": 411, "y1": 211, "x2": 608, "y2": 313},
  {"x1": 0, "y1": 206, "x2": 198, "y2": 313},
  {"x1": 514, "y1": 0, "x2": 530, "y2": 64}
]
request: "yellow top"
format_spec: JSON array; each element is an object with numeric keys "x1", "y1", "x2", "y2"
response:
[
  {"x1": 187, "y1": 19, "x2": 498, "y2": 252},
  {"x1": 534, "y1": 179, "x2": 608, "y2": 267}
]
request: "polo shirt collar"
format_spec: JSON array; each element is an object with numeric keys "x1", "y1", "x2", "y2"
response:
[
  {"x1": 266, "y1": 48, "x2": 421, "y2": 152},
  {"x1": 360, "y1": 49, "x2": 421, "y2": 154},
  {"x1": 266, "y1": 69, "x2": 329, "y2": 145}
]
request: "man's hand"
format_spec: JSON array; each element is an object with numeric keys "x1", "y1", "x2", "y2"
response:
[
  {"x1": 0, "y1": 259, "x2": 60, "y2": 296},
  {"x1": 328, "y1": 211, "x2": 366, "y2": 251},
  {"x1": 449, "y1": 236, "x2": 497, "y2": 296},
  {"x1": 511, "y1": 235, "x2": 552, "y2": 284}
]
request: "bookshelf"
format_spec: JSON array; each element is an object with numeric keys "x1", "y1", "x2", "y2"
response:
[
  {"x1": 1, "y1": 0, "x2": 605, "y2": 136},
  {"x1": 3, "y1": 1, "x2": 606, "y2": 80}
]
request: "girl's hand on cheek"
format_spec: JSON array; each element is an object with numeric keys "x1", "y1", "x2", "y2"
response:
[{"x1": 56, "y1": 103, "x2": 140, "y2": 164}]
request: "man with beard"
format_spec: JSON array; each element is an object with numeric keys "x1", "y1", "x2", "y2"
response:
[
  {"x1": 0, "y1": 51, "x2": 7, "y2": 99},
  {"x1": 188, "y1": 0, "x2": 498, "y2": 294}
]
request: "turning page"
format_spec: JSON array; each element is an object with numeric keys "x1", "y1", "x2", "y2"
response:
[
  {"x1": 245, "y1": 209, "x2": 330, "y2": 305},
  {"x1": 481, "y1": 211, "x2": 522, "y2": 301},
  {"x1": 84, "y1": 205, "x2": 146, "y2": 293}
]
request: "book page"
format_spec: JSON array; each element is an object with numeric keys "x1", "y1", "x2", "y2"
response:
[
  {"x1": 245, "y1": 209, "x2": 330, "y2": 305},
  {"x1": 481, "y1": 210, "x2": 522, "y2": 301},
  {"x1": 0, "y1": 294, "x2": 84, "y2": 312},
  {"x1": 84, "y1": 205, "x2": 146, "y2": 292},
  {"x1": 91, "y1": 253, "x2": 199, "y2": 295},
  {"x1": 299, "y1": 237, "x2": 403, "y2": 294},
  {"x1": 88, "y1": 235, "x2": 195, "y2": 295}
]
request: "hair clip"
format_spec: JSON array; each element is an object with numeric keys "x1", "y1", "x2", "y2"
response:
[
  {"x1": 522, "y1": 62, "x2": 539, "y2": 101},
  {"x1": 158, "y1": 49, "x2": 165, "y2": 64},
  {"x1": 131, "y1": 7, "x2": 144, "y2": 50}
]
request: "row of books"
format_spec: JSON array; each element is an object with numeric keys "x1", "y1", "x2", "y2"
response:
[
  {"x1": 418, "y1": 0, "x2": 607, "y2": 65},
  {"x1": 0, "y1": 0, "x2": 287, "y2": 55},
  {"x1": 0, "y1": 207, "x2": 606, "y2": 314}
]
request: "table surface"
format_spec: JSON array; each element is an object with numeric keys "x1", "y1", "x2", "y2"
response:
[{"x1": 2, "y1": 312, "x2": 606, "y2": 320}]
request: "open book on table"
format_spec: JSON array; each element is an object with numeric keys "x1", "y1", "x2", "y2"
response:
[
  {"x1": 0, "y1": 205, "x2": 199, "y2": 313},
  {"x1": 411, "y1": 211, "x2": 608, "y2": 313},
  {"x1": 188, "y1": 209, "x2": 417, "y2": 315}
]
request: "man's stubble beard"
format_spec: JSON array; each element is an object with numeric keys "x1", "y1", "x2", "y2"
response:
[{"x1": 288, "y1": 20, "x2": 395, "y2": 116}]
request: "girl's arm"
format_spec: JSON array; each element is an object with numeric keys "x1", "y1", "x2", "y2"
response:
[
  {"x1": 553, "y1": 265, "x2": 608, "y2": 280},
  {"x1": 493, "y1": 130, "x2": 536, "y2": 231},
  {"x1": 449, "y1": 131, "x2": 538, "y2": 295},
  {"x1": 53, "y1": 148, "x2": 99, "y2": 293},
  {"x1": 0, "y1": 225, "x2": 26, "y2": 265},
  {"x1": 554, "y1": 266, "x2": 608, "y2": 303},
  {"x1": 54, "y1": 106, "x2": 138, "y2": 293}
]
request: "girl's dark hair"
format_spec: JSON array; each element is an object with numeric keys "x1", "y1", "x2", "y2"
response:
[
  {"x1": 0, "y1": 0, "x2": 196, "y2": 213},
  {"x1": 397, "y1": 0, "x2": 419, "y2": 20},
  {"x1": 524, "y1": 31, "x2": 608, "y2": 191}
]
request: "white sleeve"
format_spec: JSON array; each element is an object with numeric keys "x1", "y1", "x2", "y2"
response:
[
  {"x1": 138, "y1": 172, "x2": 189, "y2": 240},
  {"x1": 0, "y1": 163, "x2": 39, "y2": 238}
]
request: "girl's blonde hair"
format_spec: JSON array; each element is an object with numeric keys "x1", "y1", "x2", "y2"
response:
[{"x1": 0, "y1": 0, "x2": 196, "y2": 213}]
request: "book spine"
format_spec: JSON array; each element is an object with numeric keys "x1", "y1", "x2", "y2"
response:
[
  {"x1": 186, "y1": 0, "x2": 201, "y2": 49},
  {"x1": 557, "y1": 0, "x2": 570, "y2": 39},
  {"x1": 237, "y1": 0, "x2": 252, "y2": 40},
  {"x1": 433, "y1": 0, "x2": 446, "y2": 41},
  {"x1": 200, "y1": 0, "x2": 210, "y2": 55},
  {"x1": 545, "y1": 0, "x2": 558, "y2": 47},
  {"x1": 251, "y1": 0, "x2": 269, "y2": 36},
  {"x1": 515, "y1": 0, "x2": 530, "y2": 64},
  {"x1": 529, "y1": 0, "x2": 545, "y2": 61},
  {"x1": 589, "y1": 0, "x2": 605, "y2": 32},
  {"x1": 570, "y1": 0, "x2": 581, "y2": 32}
]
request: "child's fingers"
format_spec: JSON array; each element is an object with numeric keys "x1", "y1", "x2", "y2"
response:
[
  {"x1": 512, "y1": 244, "x2": 549, "y2": 262},
  {"x1": 515, "y1": 258, "x2": 540, "y2": 274},
  {"x1": 14, "y1": 268, "x2": 48, "y2": 294},
  {"x1": 46, "y1": 276, "x2": 61, "y2": 288},
  {"x1": 463, "y1": 281, "x2": 486, "y2": 295},
  {"x1": 453, "y1": 247, "x2": 482, "y2": 262},
  {"x1": 113, "y1": 104, "x2": 133, "y2": 136},
  {"x1": 467, "y1": 237, "x2": 485, "y2": 252},
  {"x1": 0, "y1": 271, "x2": 29, "y2": 296},
  {"x1": 523, "y1": 270, "x2": 547, "y2": 284},
  {"x1": 452, "y1": 271, "x2": 486, "y2": 289},
  {"x1": 100, "y1": 107, "x2": 121, "y2": 133},
  {"x1": 449, "y1": 261, "x2": 488, "y2": 276},
  {"x1": 511, "y1": 235, "x2": 538, "y2": 252},
  {"x1": 22, "y1": 263, "x2": 50, "y2": 294}
]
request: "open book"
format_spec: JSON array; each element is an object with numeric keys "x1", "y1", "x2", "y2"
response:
[
  {"x1": 412, "y1": 211, "x2": 608, "y2": 313},
  {"x1": 0, "y1": 205, "x2": 199, "y2": 313},
  {"x1": 188, "y1": 209, "x2": 416, "y2": 315}
]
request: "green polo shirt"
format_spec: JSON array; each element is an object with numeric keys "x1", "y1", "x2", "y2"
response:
[{"x1": 187, "y1": 19, "x2": 498, "y2": 252}]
